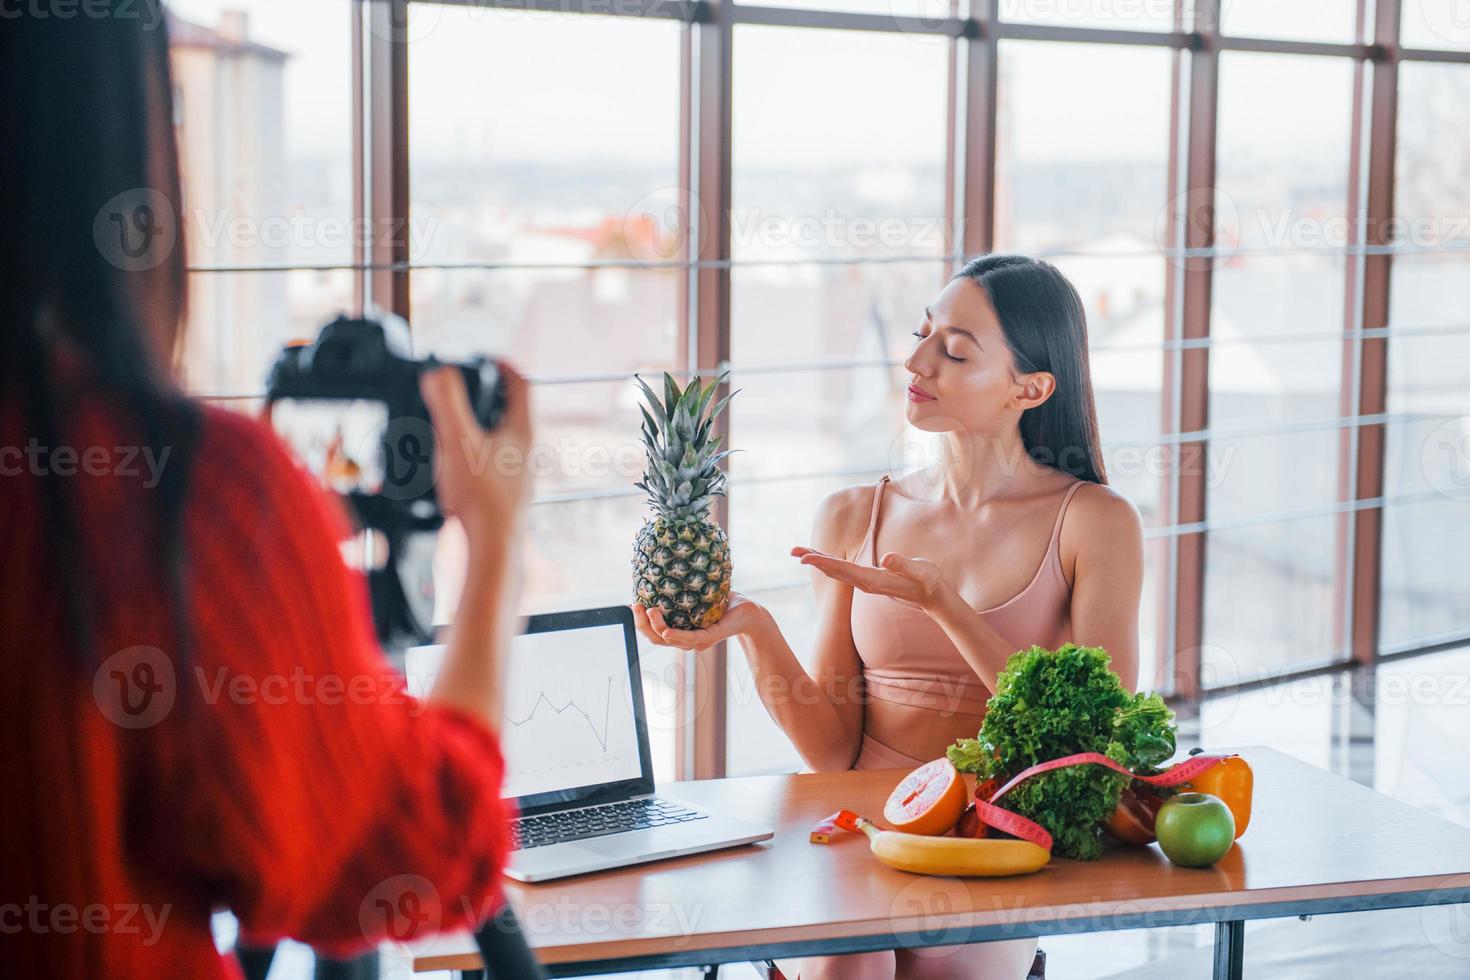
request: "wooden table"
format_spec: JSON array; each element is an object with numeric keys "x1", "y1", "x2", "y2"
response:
[{"x1": 406, "y1": 746, "x2": 1470, "y2": 979}]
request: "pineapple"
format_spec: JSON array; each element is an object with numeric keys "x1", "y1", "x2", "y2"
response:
[{"x1": 632, "y1": 371, "x2": 737, "y2": 630}]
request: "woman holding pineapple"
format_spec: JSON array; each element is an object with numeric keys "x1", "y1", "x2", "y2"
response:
[{"x1": 633, "y1": 254, "x2": 1145, "y2": 980}]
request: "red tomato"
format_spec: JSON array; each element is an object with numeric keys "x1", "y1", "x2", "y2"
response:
[
  {"x1": 1103, "y1": 782, "x2": 1166, "y2": 846},
  {"x1": 954, "y1": 802, "x2": 990, "y2": 839},
  {"x1": 954, "y1": 778, "x2": 1000, "y2": 838}
]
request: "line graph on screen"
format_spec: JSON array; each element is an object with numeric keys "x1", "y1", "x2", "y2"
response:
[{"x1": 506, "y1": 676, "x2": 616, "y2": 752}]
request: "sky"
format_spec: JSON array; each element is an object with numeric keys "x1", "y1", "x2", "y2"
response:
[{"x1": 167, "y1": 0, "x2": 352, "y2": 157}]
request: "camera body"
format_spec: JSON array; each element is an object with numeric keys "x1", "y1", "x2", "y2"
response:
[{"x1": 266, "y1": 314, "x2": 506, "y2": 534}]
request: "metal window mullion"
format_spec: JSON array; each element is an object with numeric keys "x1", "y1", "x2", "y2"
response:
[
  {"x1": 1169, "y1": 0, "x2": 1220, "y2": 706},
  {"x1": 730, "y1": 3, "x2": 963, "y2": 36},
  {"x1": 405, "y1": 0, "x2": 1470, "y2": 66},
  {"x1": 1380, "y1": 627, "x2": 1470, "y2": 657},
  {"x1": 1399, "y1": 45, "x2": 1470, "y2": 64},
  {"x1": 368, "y1": 0, "x2": 411, "y2": 321},
  {"x1": 527, "y1": 482, "x2": 1454, "y2": 538},
  {"x1": 958, "y1": 0, "x2": 997, "y2": 259},
  {"x1": 351, "y1": 0, "x2": 367, "y2": 314},
  {"x1": 191, "y1": 318, "x2": 1470, "y2": 395},
  {"x1": 1334, "y1": 0, "x2": 1373, "y2": 667},
  {"x1": 176, "y1": 237, "x2": 1470, "y2": 275},
  {"x1": 200, "y1": 396, "x2": 1453, "y2": 442},
  {"x1": 1213, "y1": 35, "x2": 1371, "y2": 58},
  {"x1": 424, "y1": 0, "x2": 692, "y2": 18},
  {"x1": 679, "y1": 0, "x2": 733, "y2": 781},
  {"x1": 989, "y1": 21, "x2": 1188, "y2": 47},
  {"x1": 1158, "y1": 2, "x2": 1186, "y2": 699},
  {"x1": 675, "y1": 15, "x2": 698, "y2": 785},
  {"x1": 942, "y1": 0, "x2": 960, "y2": 270},
  {"x1": 1351, "y1": 0, "x2": 1400, "y2": 666}
]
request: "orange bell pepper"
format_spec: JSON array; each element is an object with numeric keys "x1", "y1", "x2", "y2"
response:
[{"x1": 1185, "y1": 756, "x2": 1253, "y2": 838}]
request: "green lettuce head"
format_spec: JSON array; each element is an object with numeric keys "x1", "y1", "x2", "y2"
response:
[{"x1": 946, "y1": 643, "x2": 1177, "y2": 861}]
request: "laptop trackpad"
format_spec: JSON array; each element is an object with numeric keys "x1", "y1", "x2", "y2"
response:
[{"x1": 576, "y1": 829, "x2": 682, "y2": 859}]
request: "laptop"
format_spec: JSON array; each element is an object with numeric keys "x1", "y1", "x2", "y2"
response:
[{"x1": 496, "y1": 605, "x2": 773, "y2": 883}]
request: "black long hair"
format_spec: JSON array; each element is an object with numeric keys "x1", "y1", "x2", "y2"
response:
[
  {"x1": 0, "y1": 2, "x2": 199, "y2": 663},
  {"x1": 953, "y1": 254, "x2": 1108, "y2": 485}
]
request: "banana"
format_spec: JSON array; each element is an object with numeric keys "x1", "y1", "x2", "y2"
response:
[{"x1": 847, "y1": 813, "x2": 1051, "y2": 877}]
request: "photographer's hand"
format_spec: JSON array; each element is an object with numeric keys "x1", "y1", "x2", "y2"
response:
[
  {"x1": 422, "y1": 362, "x2": 534, "y2": 545},
  {"x1": 420, "y1": 362, "x2": 534, "y2": 729}
]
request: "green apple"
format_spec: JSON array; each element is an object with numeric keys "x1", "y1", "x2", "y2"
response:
[{"x1": 1155, "y1": 792, "x2": 1235, "y2": 867}]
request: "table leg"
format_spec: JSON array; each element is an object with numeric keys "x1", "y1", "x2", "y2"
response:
[
  {"x1": 1212, "y1": 920, "x2": 1244, "y2": 980},
  {"x1": 457, "y1": 971, "x2": 485, "y2": 980}
]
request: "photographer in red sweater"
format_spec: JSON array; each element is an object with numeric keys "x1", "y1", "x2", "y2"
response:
[{"x1": 0, "y1": 5, "x2": 529, "y2": 975}]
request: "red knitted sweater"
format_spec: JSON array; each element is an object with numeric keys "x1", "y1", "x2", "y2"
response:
[{"x1": 0, "y1": 392, "x2": 515, "y2": 976}]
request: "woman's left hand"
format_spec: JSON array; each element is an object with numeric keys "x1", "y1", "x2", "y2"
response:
[{"x1": 791, "y1": 546, "x2": 951, "y2": 610}]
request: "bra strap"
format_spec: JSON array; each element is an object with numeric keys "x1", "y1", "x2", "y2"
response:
[
  {"x1": 1048, "y1": 480, "x2": 1088, "y2": 551},
  {"x1": 862, "y1": 475, "x2": 890, "y2": 563}
]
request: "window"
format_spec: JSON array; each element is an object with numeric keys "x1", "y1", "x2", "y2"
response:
[
  {"x1": 1200, "y1": 52, "x2": 1355, "y2": 685},
  {"x1": 998, "y1": 0, "x2": 1174, "y2": 31},
  {"x1": 408, "y1": 5, "x2": 688, "y2": 780},
  {"x1": 1380, "y1": 61, "x2": 1470, "y2": 652},
  {"x1": 1401, "y1": 0, "x2": 1470, "y2": 49},
  {"x1": 168, "y1": 0, "x2": 1470, "y2": 781},
  {"x1": 168, "y1": 0, "x2": 356, "y2": 397},
  {"x1": 408, "y1": 6, "x2": 683, "y2": 378},
  {"x1": 1219, "y1": 0, "x2": 1357, "y2": 44},
  {"x1": 722, "y1": 25, "x2": 952, "y2": 774},
  {"x1": 407, "y1": 4, "x2": 686, "y2": 599},
  {"x1": 993, "y1": 38, "x2": 1174, "y2": 687}
]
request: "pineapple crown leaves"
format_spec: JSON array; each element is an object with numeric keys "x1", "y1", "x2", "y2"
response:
[{"x1": 633, "y1": 371, "x2": 741, "y2": 520}]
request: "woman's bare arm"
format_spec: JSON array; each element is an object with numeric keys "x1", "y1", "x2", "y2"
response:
[
  {"x1": 633, "y1": 485, "x2": 873, "y2": 772},
  {"x1": 1063, "y1": 486, "x2": 1145, "y2": 691},
  {"x1": 791, "y1": 545, "x2": 1025, "y2": 695},
  {"x1": 419, "y1": 365, "x2": 533, "y2": 730}
]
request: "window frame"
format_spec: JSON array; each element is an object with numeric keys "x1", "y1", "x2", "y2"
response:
[{"x1": 186, "y1": 0, "x2": 1470, "y2": 777}]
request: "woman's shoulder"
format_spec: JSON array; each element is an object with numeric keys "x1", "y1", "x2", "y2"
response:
[
  {"x1": 1059, "y1": 480, "x2": 1144, "y2": 564},
  {"x1": 811, "y1": 478, "x2": 886, "y2": 559},
  {"x1": 194, "y1": 401, "x2": 281, "y2": 454},
  {"x1": 58, "y1": 388, "x2": 301, "y2": 504},
  {"x1": 1065, "y1": 479, "x2": 1141, "y2": 525},
  {"x1": 190, "y1": 403, "x2": 299, "y2": 492}
]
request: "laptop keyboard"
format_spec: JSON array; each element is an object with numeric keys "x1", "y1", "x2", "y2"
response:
[{"x1": 510, "y1": 798, "x2": 708, "y2": 850}]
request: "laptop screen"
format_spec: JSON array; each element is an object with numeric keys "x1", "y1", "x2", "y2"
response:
[{"x1": 499, "y1": 607, "x2": 655, "y2": 812}]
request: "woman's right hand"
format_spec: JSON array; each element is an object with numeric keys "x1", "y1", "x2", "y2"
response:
[
  {"x1": 420, "y1": 361, "x2": 532, "y2": 724},
  {"x1": 631, "y1": 592, "x2": 769, "y2": 652},
  {"x1": 420, "y1": 361, "x2": 534, "y2": 551}
]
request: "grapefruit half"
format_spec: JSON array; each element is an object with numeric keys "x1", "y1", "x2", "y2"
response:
[{"x1": 883, "y1": 758, "x2": 967, "y2": 836}]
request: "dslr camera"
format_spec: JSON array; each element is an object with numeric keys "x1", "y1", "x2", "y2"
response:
[
  {"x1": 266, "y1": 314, "x2": 508, "y2": 649},
  {"x1": 266, "y1": 314, "x2": 507, "y2": 535}
]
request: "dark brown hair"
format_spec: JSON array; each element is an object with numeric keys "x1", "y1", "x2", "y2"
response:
[
  {"x1": 0, "y1": 1, "x2": 199, "y2": 661},
  {"x1": 954, "y1": 254, "x2": 1108, "y2": 485}
]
